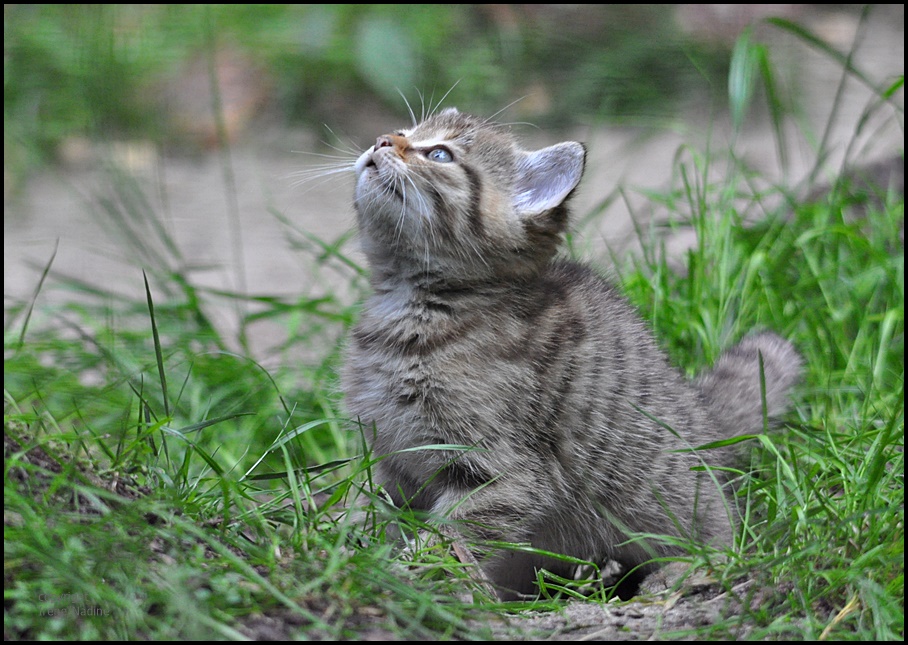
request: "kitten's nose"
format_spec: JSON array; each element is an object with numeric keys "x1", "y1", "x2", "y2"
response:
[{"x1": 374, "y1": 134, "x2": 407, "y2": 152}]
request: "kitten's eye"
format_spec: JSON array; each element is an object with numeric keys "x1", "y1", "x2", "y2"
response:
[{"x1": 426, "y1": 147, "x2": 454, "y2": 163}]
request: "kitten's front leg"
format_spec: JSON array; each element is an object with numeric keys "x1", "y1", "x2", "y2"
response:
[{"x1": 430, "y1": 478, "x2": 566, "y2": 600}]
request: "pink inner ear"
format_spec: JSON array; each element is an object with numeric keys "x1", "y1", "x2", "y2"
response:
[{"x1": 512, "y1": 143, "x2": 586, "y2": 216}]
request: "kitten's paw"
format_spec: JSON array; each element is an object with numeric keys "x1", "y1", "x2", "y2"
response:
[{"x1": 638, "y1": 561, "x2": 716, "y2": 597}]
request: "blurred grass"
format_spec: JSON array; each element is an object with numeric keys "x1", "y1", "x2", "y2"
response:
[{"x1": 4, "y1": 4, "x2": 731, "y2": 184}]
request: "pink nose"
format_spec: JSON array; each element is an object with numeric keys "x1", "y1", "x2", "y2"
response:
[{"x1": 374, "y1": 134, "x2": 408, "y2": 152}]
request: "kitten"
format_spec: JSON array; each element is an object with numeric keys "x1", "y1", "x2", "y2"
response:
[{"x1": 342, "y1": 107, "x2": 802, "y2": 599}]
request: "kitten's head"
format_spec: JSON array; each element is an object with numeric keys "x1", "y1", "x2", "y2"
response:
[{"x1": 353, "y1": 108, "x2": 585, "y2": 285}]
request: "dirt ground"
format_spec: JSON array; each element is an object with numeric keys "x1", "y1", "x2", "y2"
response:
[{"x1": 481, "y1": 587, "x2": 753, "y2": 641}]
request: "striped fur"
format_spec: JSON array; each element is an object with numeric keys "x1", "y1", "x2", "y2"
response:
[{"x1": 343, "y1": 108, "x2": 802, "y2": 599}]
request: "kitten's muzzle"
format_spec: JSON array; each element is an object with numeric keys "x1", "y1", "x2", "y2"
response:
[{"x1": 355, "y1": 133, "x2": 409, "y2": 174}]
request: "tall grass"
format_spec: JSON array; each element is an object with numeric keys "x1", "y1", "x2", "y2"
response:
[
  {"x1": 610, "y1": 147, "x2": 903, "y2": 638},
  {"x1": 4, "y1": 13, "x2": 904, "y2": 641},
  {"x1": 604, "y1": 15, "x2": 903, "y2": 637}
]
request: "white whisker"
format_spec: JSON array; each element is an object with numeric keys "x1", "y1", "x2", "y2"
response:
[
  {"x1": 398, "y1": 88, "x2": 419, "y2": 129},
  {"x1": 430, "y1": 80, "x2": 461, "y2": 116},
  {"x1": 320, "y1": 125, "x2": 365, "y2": 157},
  {"x1": 285, "y1": 160, "x2": 357, "y2": 191},
  {"x1": 484, "y1": 96, "x2": 529, "y2": 124}
]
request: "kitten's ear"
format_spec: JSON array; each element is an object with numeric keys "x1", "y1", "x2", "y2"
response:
[{"x1": 513, "y1": 142, "x2": 586, "y2": 216}]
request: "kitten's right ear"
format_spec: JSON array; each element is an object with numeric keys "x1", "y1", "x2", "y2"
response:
[{"x1": 512, "y1": 142, "x2": 586, "y2": 216}]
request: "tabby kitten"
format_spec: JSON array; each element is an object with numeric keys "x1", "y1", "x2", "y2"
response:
[{"x1": 342, "y1": 107, "x2": 801, "y2": 599}]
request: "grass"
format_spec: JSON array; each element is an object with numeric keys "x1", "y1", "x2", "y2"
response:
[
  {"x1": 4, "y1": 13, "x2": 904, "y2": 641},
  {"x1": 4, "y1": 4, "x2": 729, "y2": 192},
  {"x1": 613, "y1": 150, "x2": 904, "y2": 639}
]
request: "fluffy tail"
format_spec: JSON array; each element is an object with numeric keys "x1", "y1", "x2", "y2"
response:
[{"x1": 695, "y1": 332, "x2": 803, "y2": 438}]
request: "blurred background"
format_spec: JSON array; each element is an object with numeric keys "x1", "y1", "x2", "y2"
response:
[
  {"x1": 0, "y1": 3, "x2": 782, "y2": 164},
  {"x1": 4, "y1": 4, "x2": 904, "y2": 355}
]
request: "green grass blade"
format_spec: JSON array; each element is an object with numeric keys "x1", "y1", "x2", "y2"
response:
[
  {"x1": 14, "y1": 239, "x2": 58, "y2": 350},
  {"x1": 143, "y1": 270, "x2": 170, "y2": 418}
]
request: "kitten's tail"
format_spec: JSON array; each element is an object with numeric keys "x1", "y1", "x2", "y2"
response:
[{"x1": 695, "y1": 332, "x2": 803, "y2": 438}]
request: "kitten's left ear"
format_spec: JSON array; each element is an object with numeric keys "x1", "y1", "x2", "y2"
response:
[{"x1": 512, "y1": 142, "x2": 586, "y2": 216}]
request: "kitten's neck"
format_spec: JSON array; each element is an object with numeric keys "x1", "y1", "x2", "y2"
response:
[
  {"x1": 362, "y1": 238, "x2": 553, "y2": 296},
  {"x1": 370, "y1": 268, "x2": 497, "y2": 299}
]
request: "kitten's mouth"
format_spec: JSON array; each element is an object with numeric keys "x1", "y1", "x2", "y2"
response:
[
  {"x1": 363, "y1": 155, "x2": 376, "y2": 169},
  {"x1": 355, "y1": 147, "x2": 378, "y2": 174},
  {"x1": 354, "y1": 146, "x2": 407, "y2": 204}
]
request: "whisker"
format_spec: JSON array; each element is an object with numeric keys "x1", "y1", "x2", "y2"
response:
[
  {"x1": 418, "y1": 88, "x2": 427, "y2": 123},
  {"x1": 398, "y1": 88, "x2": 419, "y2": 129},
  {"x1": 285, "y1": 161, "x2": 356, "y2": 180},
  {"x1": 285, "y1": 161, "x2": 357, "y2": 191},
  {"x1": 394, "y1": 178, "x2": 409, "y2": 245},
  {"x1": 431, "y1": 79, "x2": 461, "y2": 116},
  {"x1": 485, "y1": 96, "x2": 528, "y2": 124},
  {"x1": 290, "y1": 149, "x2": 358, "y2": 161},
  {"x1": 320, "y1": 125, "x2": 365, "y2": 157}
]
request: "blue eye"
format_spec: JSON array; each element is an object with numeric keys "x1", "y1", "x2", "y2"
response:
[{"x1": 427, "y1": 147, "x2": 453, "y2": 163}]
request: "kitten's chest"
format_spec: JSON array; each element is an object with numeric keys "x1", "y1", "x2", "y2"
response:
[{"x1": 344, "y1": 291, "x2": 525, "y2": 437}]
